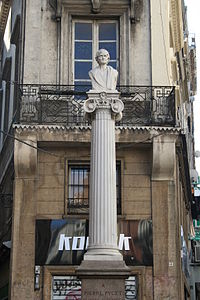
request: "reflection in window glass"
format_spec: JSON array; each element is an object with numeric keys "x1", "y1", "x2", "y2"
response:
[
  {"x1": 75, "y1": 23, "x2": 92, "y2": 40},
  {"x1": 99, "y1": 23, "x2": 117, "y2": 40},
  {"x1": 52, "y1": 276, "x2": 81, "y2": 300},
  {"x1": 68, "y1": 165, "x2": 90, "y2": 214},
  {"x1": 75, "y1": 42, "x2": 92, "y2": 60},
  {"x1": 75, "y1": 62, "x2": 92, "y2": 80}
]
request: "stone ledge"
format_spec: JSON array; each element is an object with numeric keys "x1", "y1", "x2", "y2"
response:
[
  {"x1": 76, "y1": 260, "x2": 131, "y2": 278},
  {"x1": 13, "y1": 124, "x2": 181, "y2": 133}
]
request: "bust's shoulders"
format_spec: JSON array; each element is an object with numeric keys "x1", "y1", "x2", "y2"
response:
[
  {"x1": 107, "y1": 65, "x2": 118, "y2": 74},
  {"x1": 89, "y1": 66, "x2": 100, "y2": 74}
]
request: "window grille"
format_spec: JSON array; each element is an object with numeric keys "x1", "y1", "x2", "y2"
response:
[{"x1": 68, "y1": 162, "x2": 121, "y2": 214}]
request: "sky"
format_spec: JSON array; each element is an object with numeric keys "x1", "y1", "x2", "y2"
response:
[{"x1": 184, "y1": 0, "x2": 200, "y2": 175}]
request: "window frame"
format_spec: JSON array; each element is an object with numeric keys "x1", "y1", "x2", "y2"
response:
[
  {"x1": 72, "y1": 19, "x2": 119, "y2": 85},
  {"x1": 61, "y1": 5, "x2": 131, "y2": 85},
  {"x1": 68, "y1": 163, "x2": 90, "y2": 214}
]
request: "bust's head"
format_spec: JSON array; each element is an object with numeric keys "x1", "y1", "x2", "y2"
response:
[{"x1": 95, "y1": 49, "x2": 110, "y2": 66}]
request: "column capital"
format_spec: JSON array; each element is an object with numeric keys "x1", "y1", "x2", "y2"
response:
[
  {"x1": 152, "y1": 134, "x2": 177, "y2": 181},
  {"x1": 14, "y1": 132, "x2": 37, "y2": 178},
  {"x1": 84, "y1": 91, "x2": 124, "y2": 121}
]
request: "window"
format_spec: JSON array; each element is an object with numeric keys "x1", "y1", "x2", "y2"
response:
[
  {"x1": 73, "y1": 20, "x2": 119, "y2": 86},
  {"x1": 68, "y1": 162, "x2": 121, "y2": 214},
  {"x1": 68, "y1": 164, "x2": 90, "y2": 214}
]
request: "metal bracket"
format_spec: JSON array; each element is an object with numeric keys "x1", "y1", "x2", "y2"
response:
[{"x1": 34, "y1": 266, "x2": 41, "y2": 290}]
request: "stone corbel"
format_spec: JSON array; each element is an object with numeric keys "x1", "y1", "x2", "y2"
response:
[
  {"x1": 91, "y1": 0, "x2": 101, "y2": 13},
  {"x1": 130, "y1": 0, "x2": 140, "y2": 24},
  {"x1": 57, "y1": 0, "x2": 62, "y2": 17},
  {"x1": 14, "y1": 133, "x2": 37, "y2": 178},
  {"x1": 152, "y1": 135, "x2": 177, "y2": 181},
  {"x1": 50, "y1": 0, "x2": 61, "y2": 21}
]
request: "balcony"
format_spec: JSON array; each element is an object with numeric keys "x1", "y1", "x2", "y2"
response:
[{"x1": 16, "y1": 84, "x2": 176, "y2": 127}]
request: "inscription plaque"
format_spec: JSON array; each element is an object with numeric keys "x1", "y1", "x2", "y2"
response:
[{"x1": 81, "y1": 278, "x2": 125, "y2": 300}]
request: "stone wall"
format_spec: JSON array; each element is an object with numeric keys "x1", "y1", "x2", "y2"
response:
[{"x1": 36, "y1": 145, "x2": 151, "y2": 219}]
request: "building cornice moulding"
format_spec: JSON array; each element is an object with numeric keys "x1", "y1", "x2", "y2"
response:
[
  {"x1": 170, "y1": 0, "x2": 184, "y2": 52},
  {"x1": 0, "y1": 0, "x2": 11, "y2": 37},
  {"x1": 13, "y1": 124, "x2": 181, "y2": 134},
  {"x1": 60, "y1": 0, "x2": 130, "y2": 10}
]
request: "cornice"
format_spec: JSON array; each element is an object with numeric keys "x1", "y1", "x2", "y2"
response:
[
  {"x1": 13, "y1": 124, "x2": 181, "y2": 134},
  {"x1": 170, "y1": 0, "x2": 184, "y2": 52},
  {"x1": 13, "y1": 124, "x2": 91, "y2": 131},
  {"x1": 0, "y1": 0, "x2": 11, "y2": 37}
]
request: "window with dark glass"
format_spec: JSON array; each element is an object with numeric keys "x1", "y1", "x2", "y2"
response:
[
  {"x1": 73, "y1": 20, "x2": 119, "y2": 86},
  {"x1": 68, "y1": 162, "x2": 121, "y2": 214}
]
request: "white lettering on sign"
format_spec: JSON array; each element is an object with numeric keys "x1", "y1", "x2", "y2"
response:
[
  {"x1": 58, "y1": 234, "x2": 132, "y2": 251},
  {"x1": 58, "y1": 235, "x2": 72, "y2": 250},
  {"x1": 118, "y1": 234, "x2": 132, "y2": 250},
  {"x1": 72, "y1": 236, "x2": 86, "y2": 250}
]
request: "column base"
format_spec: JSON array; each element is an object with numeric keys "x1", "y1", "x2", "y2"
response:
[{"x1": 84, "y1": 248, "x2": 123, "y2": 261}]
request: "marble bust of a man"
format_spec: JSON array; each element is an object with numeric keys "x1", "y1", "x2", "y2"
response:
[{"x1": 89, "y1": 49, "x2": 118, "y2": 91}]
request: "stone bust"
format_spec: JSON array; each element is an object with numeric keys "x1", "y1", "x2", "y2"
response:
[{"x1": 89, "y1": 49, "x2": 118, "y2": 91}]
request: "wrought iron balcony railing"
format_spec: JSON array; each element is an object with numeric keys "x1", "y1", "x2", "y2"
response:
[{"x1": 17, "y1": 84, "x2": 176, "y2": 127}]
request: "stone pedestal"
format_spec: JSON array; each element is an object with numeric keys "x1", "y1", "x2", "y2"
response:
[
  {"x1": 78, "y1": 260, "x2": 130, "y2": 300},
  {"x1": 77, "y1": 91, "x2": 130, "y2": 299}
]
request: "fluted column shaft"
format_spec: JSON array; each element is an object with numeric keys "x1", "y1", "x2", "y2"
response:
[{"x1": 84, "y1": 91, "x2": 124, "y2": 260}]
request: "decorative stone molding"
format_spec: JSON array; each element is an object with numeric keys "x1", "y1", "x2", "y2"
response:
[
  {"x1": 170, "y1": 0, "x2": 184, "y2": 52},
  {"x1": 90, "y1": 0, "x2": 101, "y2": 13},
  {"x1": 0, "y1": 0, "x2": 11, "y2": 38},
  {"x1": 130, "y1": 0, "x2": 140, "y2": 24},
  {"x1": 84, "y1": 91, "x2": 124, "y2": 121},
  {"x1": 14, "y1": 134, "x2": 37, "y2": 178},
  {"x1": 152, "y1": 135, "x2": 177, "y2": 181},
  {"x1": 13, "y1": 123, "x2": 181, "y2": 133}
]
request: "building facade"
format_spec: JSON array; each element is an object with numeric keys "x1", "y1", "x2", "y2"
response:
[{"x1": 0, "y1": 0, "x2": 197, "y2": 299}]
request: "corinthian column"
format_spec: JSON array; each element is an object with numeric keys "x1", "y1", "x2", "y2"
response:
[{"x1": 83, "y1": 91, "x2": 124, "y2": 260}]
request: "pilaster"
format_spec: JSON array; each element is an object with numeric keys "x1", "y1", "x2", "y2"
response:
[
  {"x1": 151, "y1": 134, "x2": 180, "y2": 299},
  {"x1": 10, "y1": 131, "x2": 38, "y2": 299}
]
